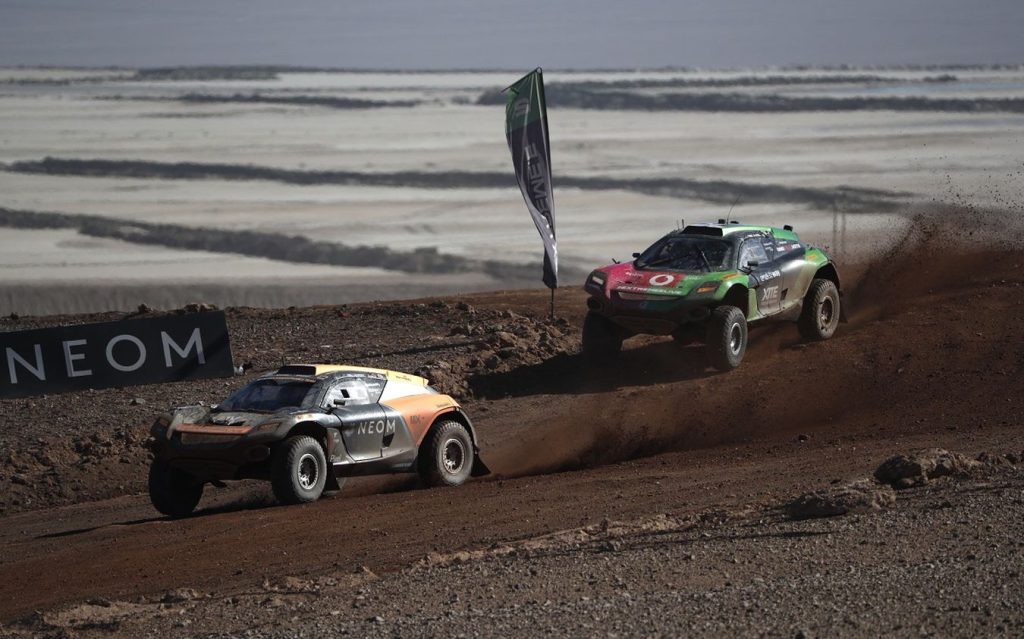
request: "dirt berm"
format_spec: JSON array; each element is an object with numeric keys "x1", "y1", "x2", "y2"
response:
[{"x1": 0, "y1": 209, "x2": 1022, "y2": 631}]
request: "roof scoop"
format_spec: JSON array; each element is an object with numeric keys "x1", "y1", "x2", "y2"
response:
[{"x1": 276, "y1": 365, "x2": 318, "y2": 376}]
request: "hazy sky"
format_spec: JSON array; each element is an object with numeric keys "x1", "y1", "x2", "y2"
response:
[{"x1": 1, "y1": 0, "x2": 1021, "y2": 69}]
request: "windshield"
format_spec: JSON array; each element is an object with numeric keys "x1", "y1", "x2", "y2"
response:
[
  {"x1": 635, "y1": 236, "x2": 734, "y2": 272},
  {"x1": 215, "y1": 378, "x2": 317, "y2": 413}
]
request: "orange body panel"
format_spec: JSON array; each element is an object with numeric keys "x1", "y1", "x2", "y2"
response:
[
  {"x1": 178, "y1": 424, "x2": 252, "y2": 435},
  {"x1": 381, "y1": 394, "x2": 459, "y2": 445}
]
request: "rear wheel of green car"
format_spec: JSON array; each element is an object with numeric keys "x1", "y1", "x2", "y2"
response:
[
  {"x1": 798, "y1": 278, "x2": 840, "y2": 341},
  {"x1": 271, "y1": 435, "x2": 328, "y2": 505},
  {"x1": 582, "y1": 312, "x2": 624, "y2": 362},
  {"x1": 149, "y1": 459, "x2": 203, "y2": 518},
  {"x1": 706, "y1": 305, "x2": 747, "y2": 371}
]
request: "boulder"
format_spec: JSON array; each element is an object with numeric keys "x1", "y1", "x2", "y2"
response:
[
  {"x1": 785, "y1": 479, "x2": 895, "y2": 520},
  {"x1": 874, "y1": 448, "x2": 980, "y2": 488}
]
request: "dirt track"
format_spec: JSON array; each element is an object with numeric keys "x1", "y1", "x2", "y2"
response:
[{"x1": 1, "y1": 213, "x2": 1024, "y2": 632}]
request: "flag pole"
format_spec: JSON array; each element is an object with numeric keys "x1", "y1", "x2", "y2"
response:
[{"x1": 550, "y1": 287, "x2": 555, "y2": 319}]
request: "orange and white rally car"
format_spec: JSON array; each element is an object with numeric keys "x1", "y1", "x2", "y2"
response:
[{"x1": 148, "y1": 364, "x2": 488, "y2": 517}]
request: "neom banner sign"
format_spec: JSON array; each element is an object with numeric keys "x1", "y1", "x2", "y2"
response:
[{"x1": 0, "y1": 312, "x2": 234, "y2": 399}]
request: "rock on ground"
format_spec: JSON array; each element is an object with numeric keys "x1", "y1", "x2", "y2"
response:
[
  {"x1": 785, "y1": 479, "x2": 896, "y2": 520},
  {"x1": 874, "y1": 448, "x2": 980, "y2": 488}
]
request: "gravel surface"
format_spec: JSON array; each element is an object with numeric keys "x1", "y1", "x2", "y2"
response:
[{"x1": 5, "y1": 458, "x2": 1021, "y2": 638}]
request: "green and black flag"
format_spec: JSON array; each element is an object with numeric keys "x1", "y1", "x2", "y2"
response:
[{"x1": 504, "y1": 68, "x2": 557, "y2": 290}]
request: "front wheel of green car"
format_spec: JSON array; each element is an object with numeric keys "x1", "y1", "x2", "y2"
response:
[
  {"x1": 706, "y1": 305, "x2": 748, "y2": 371},
  {"x1": 271, "y1": 435, "x2": 328, "y2": 505},
  {"x1": 148, "y1": 459, "x2": 203, "y2": 518},
  {"x1": 798, "y1": 278, "x2": 841, "y2": 341}
]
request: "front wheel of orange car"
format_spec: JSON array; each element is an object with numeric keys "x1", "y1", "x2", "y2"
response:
[
  {"x1": 149, "y1": 459, "x2": 203, "y2": 518},
  {"x1": 271, "y1": 435, "x2": 328, "y2": 505},
  {"x1": 418, "y1": 420, "x2": 474, "y2": 488}
]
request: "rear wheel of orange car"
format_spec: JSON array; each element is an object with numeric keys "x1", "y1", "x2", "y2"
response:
[
  {"x1": 148, "y1": 459, "x2": 203, "y2": 518},
  {"x1": 418, "y1": 420, "x2": 473, "y2": 488},
  {"x1": 271, "y1": 435, "x2": 328, "y2": 505}
]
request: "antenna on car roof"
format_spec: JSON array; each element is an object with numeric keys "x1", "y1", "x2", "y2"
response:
[{"x1": 724, "y1": 195, "x2": 741, "y2": 225}]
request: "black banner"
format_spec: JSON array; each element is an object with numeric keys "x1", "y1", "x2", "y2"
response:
[
  {"x1": 0, "y1": 312, "x2": 234, "y2": 399},
  {"x1": 505, "y1": 68, "x2": 558, "y2": 289}
]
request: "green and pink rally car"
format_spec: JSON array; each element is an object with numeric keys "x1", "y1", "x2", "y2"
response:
[{"x1": 582, "y1": 221, "x2": 843, "y2": 371}]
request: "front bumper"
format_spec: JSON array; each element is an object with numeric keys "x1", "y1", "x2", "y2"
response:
[
  {"x1": 152, "y1": 430, "x2": 279, "y2": 481},
  {"x1": 586, "y1": 292, "x2": 713, "y2": 335}
]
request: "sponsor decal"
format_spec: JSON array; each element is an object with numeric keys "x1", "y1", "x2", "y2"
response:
[
  {"x1": 761, "y1": 286, "x2": 780, "y2": 304},
  {"x1": 648, "y1": 274, "x2": 676, "y2": 286},
  {"x1": 355, "y1": 419, "x2": 396, "y2": 436},
  {"x1": 0, "y1": 312, "x2": 233, "y2": 399}
]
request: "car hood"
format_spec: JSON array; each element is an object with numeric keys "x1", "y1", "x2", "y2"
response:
[
  {"x1": 595, "y1": 262, "x2": 722, "y2": 297},
  {"x1": 170, "y1": 406, "x2": 304, "y2": 429}
]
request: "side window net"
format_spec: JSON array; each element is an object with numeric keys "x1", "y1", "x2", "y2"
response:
[
  {"x1": 739, "y1": 240, "x2": 769, "y2": 268},
  {"x1": 325, "y1": 379, "x2": 371, "y2": 407}
]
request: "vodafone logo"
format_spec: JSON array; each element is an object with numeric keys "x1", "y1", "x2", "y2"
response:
[{"x1": 648, "y1": 274, "x2": 676, "y2": 286}]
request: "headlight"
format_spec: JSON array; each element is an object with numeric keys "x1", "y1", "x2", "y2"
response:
[
  {"x1": 588, "y1": 271, "x2": 606, "y2": 287},
  {"x1": 254, "y1": 421, "x2": 281, "y2": 433}
]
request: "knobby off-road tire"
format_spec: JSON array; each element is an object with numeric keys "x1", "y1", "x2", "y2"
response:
[
  {"x1": 418, "y1": 420, "x2": 474, "y2": 488},
  {"x1": 271, "y1": 435, "x2": 328, "y2": 505},
  {"x1": 798, "y1": 278, "x2": 841, "y2": 341},
  {"x1": 581, "y1": 312, "x2": 623, "y2": 362},
  {"x1": 706, "y1": 305, "x2": 748, "y2": 371},
  {"x1": 148, "y1": 459, "x2": 203, "y2": 518}
]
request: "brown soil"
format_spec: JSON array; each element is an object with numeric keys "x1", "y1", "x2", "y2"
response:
[{"x1": 0, "y1": 211, "x2": 1022, "y2": 625}]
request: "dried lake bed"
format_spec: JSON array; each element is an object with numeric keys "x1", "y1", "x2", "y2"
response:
[{"x1": 1, "y1": 66, "x2": 1022, "y2": 314}]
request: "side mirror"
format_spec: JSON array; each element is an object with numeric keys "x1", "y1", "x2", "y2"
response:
[
  {"x1": 632, "y1": 252, "x2": 640, "y2": 258},
  {"x1": 746, "y1": 260, "x2": 759, "y2": 269},
  {"x1": 333, "y1": 399, "x2": 347, "y2": 407}
]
